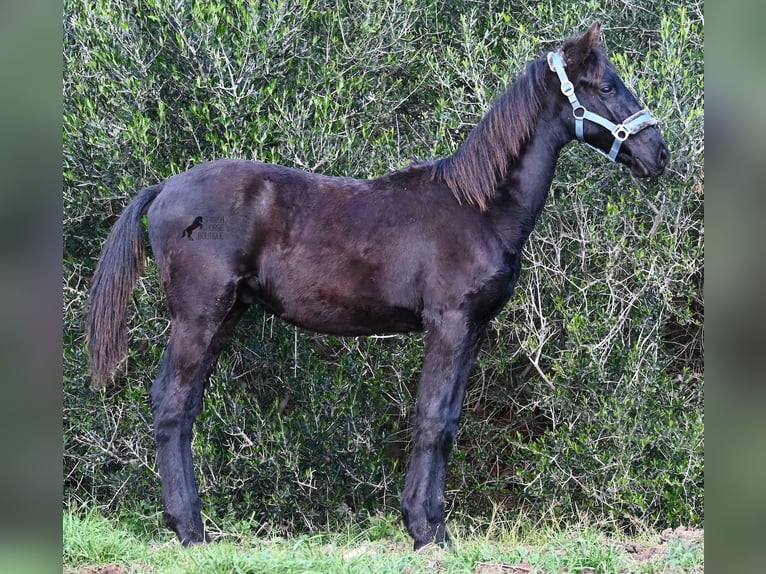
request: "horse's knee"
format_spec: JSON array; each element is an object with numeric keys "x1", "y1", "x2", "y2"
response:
[
  {"x1": 413, "y1": 414, "x2": 459, "y2": 452},
  {"x1": 152, "y1": 414, "x2": 185, "y2": 445}
]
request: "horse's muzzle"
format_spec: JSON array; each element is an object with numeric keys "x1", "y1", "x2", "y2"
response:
[{"x1": 631, "y1": 140, "x2": 670, "y2": 179}]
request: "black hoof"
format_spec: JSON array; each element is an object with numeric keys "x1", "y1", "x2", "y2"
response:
[{"x1": 412, "y1": 529, "x2": 450, "y2": 551}]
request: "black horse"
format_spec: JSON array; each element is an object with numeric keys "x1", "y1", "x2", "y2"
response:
[{"x1": 87, "y1": 24, "x2": 669, "y2": 549}]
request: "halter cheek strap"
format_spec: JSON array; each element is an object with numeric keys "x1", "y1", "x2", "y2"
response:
[{"x1": 546, "y1": 50, "x2": 657, "y2": 161}]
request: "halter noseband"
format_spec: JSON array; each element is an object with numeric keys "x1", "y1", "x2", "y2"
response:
[{"x1": 546, "y1": 50, "x2": 657, "y2": 161}]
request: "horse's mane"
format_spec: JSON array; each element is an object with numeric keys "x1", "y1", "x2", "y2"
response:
[
  {"x1": 434, "y1": 44, "x2": 607, "y2": 211},
  {"x1": 432, "y1": 58, "x2": 548, "y2": 211}
]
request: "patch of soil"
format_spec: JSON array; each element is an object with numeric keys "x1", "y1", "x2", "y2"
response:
[
  {"x1": 617, "y1": 525, "x2": 704, "y2": 566},
  {"x1": 475, "y1": 561, "x2": 534, "y2": 573}
]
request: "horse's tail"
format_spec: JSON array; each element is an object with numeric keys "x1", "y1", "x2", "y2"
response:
[{"x1": 86, "y1": 183, "x2": 164, "y2": 388}]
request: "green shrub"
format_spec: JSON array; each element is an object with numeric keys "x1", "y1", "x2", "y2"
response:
[{"x1": 64, "y1": 0, "x2": 703, "y2": 535}]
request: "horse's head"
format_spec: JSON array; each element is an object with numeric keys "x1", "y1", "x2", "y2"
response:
[{"x1": 549, "y1": 23, "x2": 669, "y2": 178}]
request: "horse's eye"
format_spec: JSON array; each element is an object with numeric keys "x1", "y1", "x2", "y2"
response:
[{"x1": 600, "y1": 84, "x2": 616, "y2": 96}]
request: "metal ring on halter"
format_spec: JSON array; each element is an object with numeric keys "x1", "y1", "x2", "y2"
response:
[
  {"x1": 573, "y1": 106, "x2": 586, "y2": 120},
  {"x1": 613, "y1": 126, "x2": 630, "y2": 141}
]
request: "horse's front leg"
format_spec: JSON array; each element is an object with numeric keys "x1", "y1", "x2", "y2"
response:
[{"x1": 401, "y1": 310, "x2": 485, "y2": 550}]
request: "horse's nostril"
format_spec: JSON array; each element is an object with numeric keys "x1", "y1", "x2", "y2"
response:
[{"x1": 658, "y1": 145, "x2": 670, "y2": 168}]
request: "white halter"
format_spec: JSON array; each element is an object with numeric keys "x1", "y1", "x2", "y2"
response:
[{"x1": 546, "y1": 50, "x2": 657, "y2": 161}]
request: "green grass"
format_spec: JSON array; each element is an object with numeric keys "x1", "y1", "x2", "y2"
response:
[{"x1": 63, "y1": 509, "x2": 703, "y2": 573}]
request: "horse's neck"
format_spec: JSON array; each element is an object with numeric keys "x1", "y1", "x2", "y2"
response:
[
  {"x1": 498, "y1": 110, "x2": 571, "y2": 217},
  {"x1": 485, "y1": 110, "x2": 571, "y2": 251}
]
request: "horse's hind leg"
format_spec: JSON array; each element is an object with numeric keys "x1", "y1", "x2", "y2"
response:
[{"x1": 150, "y1": 278, "x2": 246, "y2": 544}]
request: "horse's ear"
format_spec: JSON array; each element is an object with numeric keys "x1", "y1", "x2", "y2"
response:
[{"x1": 563, "y1": 22, "x2": 601, "y2": 71}]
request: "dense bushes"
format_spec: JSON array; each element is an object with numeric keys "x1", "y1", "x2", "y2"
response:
[{"x1": 63, "y1": 0, "x2": 703, "y2": 536}]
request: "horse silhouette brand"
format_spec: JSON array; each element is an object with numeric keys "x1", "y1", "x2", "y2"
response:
[{"x1": 181, "y1": 216, "x2": 204, "y2": 239}]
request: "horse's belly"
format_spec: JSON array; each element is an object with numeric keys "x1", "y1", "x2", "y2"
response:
[
  {"x1": 287, "y1": 303, "x2": 422, "y2": 336},
  {"x1": 239, "y1": 275, "x2": 423, "y2": 336}
]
